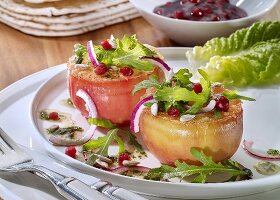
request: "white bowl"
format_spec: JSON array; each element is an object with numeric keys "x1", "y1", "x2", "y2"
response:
[{"x1": 129, "y1": 0, "x2": 278, "y2": 46}]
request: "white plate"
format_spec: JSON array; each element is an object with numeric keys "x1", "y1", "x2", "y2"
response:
[{"x1": 1, "y1": 47, "x2": 280, "y2": 200}]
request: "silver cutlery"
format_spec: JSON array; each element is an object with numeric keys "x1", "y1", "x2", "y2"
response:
[{"x1": 0, "y1": 127, "x2": 148, "y2": 200}]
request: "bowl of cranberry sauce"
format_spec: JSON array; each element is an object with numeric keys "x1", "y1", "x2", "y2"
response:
[
  {"x1": 154, "y1": 0, "x2": 248, "y2": 22},
  {"x1": 129, "y1": 0, "x2": 278, "y2": 46}
]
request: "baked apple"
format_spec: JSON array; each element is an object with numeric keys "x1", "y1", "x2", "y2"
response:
[
  {"x1": 132, "y1": 69, "x2": 254, "y2": 165},
  {"x1": 68, "y1": 35, "x2": 166, "y2": 125}
]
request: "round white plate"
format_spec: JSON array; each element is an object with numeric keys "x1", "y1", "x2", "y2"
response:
[{"x1": 1, "y1": 48, "x2": 280, "y2": 200}]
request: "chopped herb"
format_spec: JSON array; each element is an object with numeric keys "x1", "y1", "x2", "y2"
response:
[
  {"x1": 214, "y1": 109, "x2": 222, "y2": 119},
  {"x1": 74, "y1": 44, "x2": 87, "y2": 64},
  {"x1": 267, "y1": 149, "x2": 280, "y2": 156},
  {"x1": 145, "y1": 148, "x2": 252, "y2": 183},
  {"x1": 40, "y1": 111, "x2": 49, "y2": 120},
  {"x1": 144, "y1": 102, "x2": 154, "y2": 107},
  {"x1": 47, "y1": 126, "x2": 83, "y2": 136}
]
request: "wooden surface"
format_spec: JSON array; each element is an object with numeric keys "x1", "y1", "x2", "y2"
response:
[{"x1": 0, "y1": 3, "x2": 279, "y2": 90}]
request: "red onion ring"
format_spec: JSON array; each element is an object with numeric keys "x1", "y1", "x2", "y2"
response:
[
  {"x1": 49, "y1": 89, "x2": 97, "y2": 146},
  {"x1": 242, "y1": 140, "x2": 280, "y2": 161},
  {"x1": 130, "y1": 96, "x2": 156, "y2": 133},
  {"x1": 141, "y1": 56, "x2": 174, "y2": 82},
  {"x1": 87, "y1": 40, "x2": 99, "y2": 67}
]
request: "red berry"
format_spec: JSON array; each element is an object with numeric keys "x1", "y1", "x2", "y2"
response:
[
  {"x1": 175, "y1": 10, "x2": 184, "y2": 19},
  {"x1": 95, "y1": 63, "x2": 107, "y2": 75},
  {"x1": 191, "y1": 8, "x2": 204, "y2": 17},
  {"x1": 120, "y1": 67, "x2": 134, "y2": 76},
  {"x1": 192, "y1": 83, "x2": 203, "y2": 93},
  {"x1": 215, "y1": 96, "x2": 229, "y2": 112},
  {"x1": 49, "y1": 112, "x2": 59, "y2": 120},
  {"x1": 207, "y1": 0, "x2": 215, "y2": 4},
  {"x1": 189, "y1": 0, "x2": 200, "y2": 3},
  {"x1": 65, "y1": 146, "x2": 76, "y2": 158},
  {"x1": 118, "y1": 152, "x2": 131, "y2": 166},
  {"x1": 101, "y1": 40, "x2": 112, "y2": 50},
  {"x1": 212, "y1": 16, "x2": 221, "y2": 21},
  {"x1": 203, "y1": 7, "x2": 213, "y2": 14},
  {"x1": 167, "y1": 107, "x2": 180, "y2": 117}
]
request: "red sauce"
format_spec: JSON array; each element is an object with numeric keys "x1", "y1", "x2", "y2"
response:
[{"x1": 153, "y1": 0, "x2": 247, "y2": 21}]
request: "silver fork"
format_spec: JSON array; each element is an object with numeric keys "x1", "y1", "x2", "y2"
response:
[{"x1": 0, "y1": 128, "x2": 112, "y2": 200}]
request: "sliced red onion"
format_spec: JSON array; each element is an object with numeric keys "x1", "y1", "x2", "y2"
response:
[
  {"x1": 108, "y1": 35, "x2": 117, "y2": 49},
  {"x1": 130, "y1": 96, "x2": 156, "y2": 133},
  {"x1": 87, "y1": 40, "x2": 99, "y2": 66},
  {"x1": 201, "y1": 100, "x2": 216, "y2": 112},
  {"x1": 110, "y1": 166, "x2": 150, "y2": 174},
  {"x1": 150, "y1": 102, "x2": 158, "y2": 116},
  {"x1": 242, "y1": 140, "x2": 280, "y2": 161},
  {"x1": 180, "y1": 114, "x2": 195, "y2": 122},
  {"x1": 141, "y1": 56, "x2": 174, "y2": 82},
  {"x1": 49, "y1": 89, "x2": 97, "y2": 146}
]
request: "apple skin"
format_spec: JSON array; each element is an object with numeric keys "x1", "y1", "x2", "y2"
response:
[
  {"x1": 139, "y1": 100, "x2": 243, "y2": 165},
  {"x1": 68, "y1": 62, "x2": 164, "y2": 125}
]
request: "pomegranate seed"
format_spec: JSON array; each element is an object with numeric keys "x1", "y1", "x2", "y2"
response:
[
  {"x1": 120, "y1": 67, "x2": 134, "y2": 76},
  {"x1": 167, "y1": 107, "x2": 180, "y2": 117},
  {"x1": 65, "y1": 146, "x2": 76, "y2": 158},
  {"x1": 101, "y1": 40, "x2": 112, "y2": 50},
  {"x1": 118, "y1": 153, "x2": 131, "y2": 166},
  {"x1": 203, "y1": 7, "x2": 212, "y2": 14},
  {"x1": 192, "y1": 83, "x2": 203, "y2": 93},
  {"x1": 95, "y1": 63, "x2": 107, "y2": 75},
  {"x1": 191, "y1": 8, "x2": 204, "y2": 17},
  {"x1": 207, "y1": 0, "x2": 215, "y2": 4},
  {"x1": 48, "y1": 112, "x2": 59, "y2": 120},
  {"x1": 175, "y1": 10, "x2": 184, "y2": 19},
  {"x1": 215, "y1": 96, "x2": 229, "y2": 112},
  {"x1": 189, "y1": 0, "x2": 200, "y2": 3}
]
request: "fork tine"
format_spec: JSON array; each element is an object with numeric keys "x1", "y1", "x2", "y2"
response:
[{"x1": 0, "y1": 128, "x2": 14, "y2": 154}]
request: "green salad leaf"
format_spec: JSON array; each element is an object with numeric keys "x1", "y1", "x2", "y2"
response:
[
  {"x1": 186, "y1": 21, "x2": 280, "y2": 87},
  {"x1": 145, "y1": 148, "x2": 252, "y2": 183},
  {"x1": 88, "y1": 117, "x2": 116, "y2": 129},
  {"x1": 222, "y1": 90, "x2": 255, "y2": 101},
  {"x1": 94, "y1": 35, "x2": 158, "y2": 71},
  {"x1": 73, "y1": 44, "x2": 87, "y2": 64}
]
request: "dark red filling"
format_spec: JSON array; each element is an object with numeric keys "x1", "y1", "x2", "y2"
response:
[{"x1": 153, "y1": 0, "x2": 247, "y2": 21}]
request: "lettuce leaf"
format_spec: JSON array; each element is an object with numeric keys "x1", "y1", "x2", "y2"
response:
[{"x1": 186, "y1": 21, "x2": 280, "y2": 87}]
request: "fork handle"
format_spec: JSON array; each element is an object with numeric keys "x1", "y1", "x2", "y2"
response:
[{"x1": 16, "y1": 164, "x2": 111, "y2": 200}]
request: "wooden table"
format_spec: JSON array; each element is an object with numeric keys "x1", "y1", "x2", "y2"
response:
[{"x1": 0, "y1": 4, "x2": 279, "y2": 90}]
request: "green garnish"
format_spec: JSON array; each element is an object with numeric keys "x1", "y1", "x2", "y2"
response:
[
  {"x1": 145, "y1": 148, "x2": 252, "y2": 183},
  {"x1": 74, "y1": 44, "x2": 87, "y2": 64},
  {"x1": 40, "y1": 110, "x2": 49, "y2": 120},
  {"x1": 267, "y1": 149, "x2": 280, "y2": 156},
  {"x1": 47, "y1": 126, "x2": 83, "y2": 136},
  {"x1": 73, "y1": 35, "x2": 158, "y2": 71},
  {"x1": 85, "y1": 117, "x2": 146, "y2": 157},
  {"x1": 223, "y1": 90, "x2": 255, "y2": 101}
]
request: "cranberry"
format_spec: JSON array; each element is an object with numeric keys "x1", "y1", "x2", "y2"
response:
[
  {"x1": 207, "y1": 0, "x2": 215, "y2": 4},
  {"x1": 101, "y1": 40, "x2": 112, "y2": 50},
  {"x1": 48, "y1": 112, "x2": 59, "y2": 120},
  {"x1": 192, "y1": 83, "x2": 203, "y2": 93},
  {"x1": 95, "y1": 63, "x2": 107, "y2": 75},
  {"x1": 215, "y1": 96, "x2": 229, "y2": 112},
  {"x1": 175, "y1": 10, "x2": 184, "y2": 19},
  {"x1": 203, "y1": 7, "x2": 212, "y2": 14},
  {"x1": 120, "y1": 67, "x2": 134, "y2": 76},
  {"x1": 118, "y1": 152, "x2": 131, "y2": 166},
  {"x1": 191, "y1": 8, "x2": 204, "y2": 17},
  {"x1": 189, "y1": 0, "x2": 200, "y2": 3},
  {"x1": 212, "y1": 16, "x2": 221, "y2": 21},
  {"x1": 65, "y1": 146, "x2": 76, "y2": 158},
  {"x1": 167, "y1": 107, "x2": 180, "y2": 117}
]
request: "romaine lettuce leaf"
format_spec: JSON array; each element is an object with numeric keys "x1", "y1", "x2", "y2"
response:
[{"x1": 186, "y1": 21, "x2": 280, "y2": 87}]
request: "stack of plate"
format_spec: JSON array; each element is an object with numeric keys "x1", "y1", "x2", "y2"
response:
[{"x1": 0, "y1": 0, "x2": 140, "y2": 36}]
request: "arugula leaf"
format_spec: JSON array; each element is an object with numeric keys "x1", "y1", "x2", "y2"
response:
[
  {"x1": 87, "y1": 118, "x2": 116, "y2": 129},
  {"x1": 132, "y1": 76, "x2": 161, "y2": 95},
  {"x1": 115, "y1": 135, "x2": 125, "y2": 154},
  {"x1": 123, "y1": 130, "x2": 146, "y2": 155},
  {"x1": 85, "y1": 128, "x2": 119, "y2": 165},
  {"x1": 83, "y1": 136, "x2": 107, "y2": 151},
  {"x1": 94, "y1": 35, "x2": 158, "y2": 71},
  {"x1": 145, "y1": 148, "x2": 252, "y2": 183},
  {"x1": 74, "y1": 44, "x2": 87, "y2": 64},
  {"x1": 173, "y1": 69, "x2": 193, "y2": 87},
  {"x1": 222, "y1": 90, "x2": 256, "y2": 101}
]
